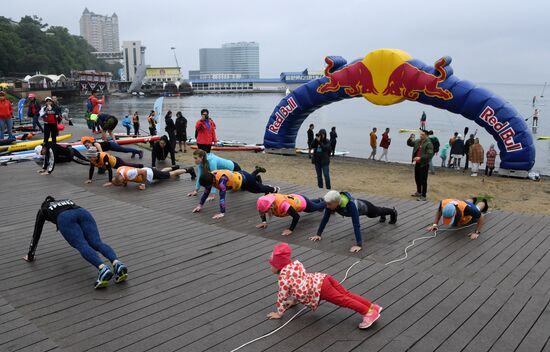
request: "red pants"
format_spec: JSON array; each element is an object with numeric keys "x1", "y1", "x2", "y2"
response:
[{"x1": 319, "y1": 275, "x2": 372, "y2": 315}]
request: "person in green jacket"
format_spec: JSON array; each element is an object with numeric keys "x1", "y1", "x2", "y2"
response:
[{"x1": 407, "y1": 130, "x2": 434, "y2": 201}]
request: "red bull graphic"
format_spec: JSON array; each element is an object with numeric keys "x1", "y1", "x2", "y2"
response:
[
  {"x1": 382, "y1": 58, "x2": 452, "y2": 101},
  {"x1": 317, "y1": 58, "x2": 378, "y2": 96},
  {"x1": 264, "y1": 48, "x2": 535, "y2": 171}
]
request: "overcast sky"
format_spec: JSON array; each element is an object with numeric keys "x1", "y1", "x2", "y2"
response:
[{"x1": 3, "y1": 0, "x2": 549, "y2": 84}]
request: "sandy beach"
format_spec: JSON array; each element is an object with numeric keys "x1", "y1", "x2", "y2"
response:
[{"x1": 171, "y1": 149, "x2": 550, "y2": 215}]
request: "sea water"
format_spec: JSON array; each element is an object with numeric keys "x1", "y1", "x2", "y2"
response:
[{"x1": 64, "y1": 83, "x2": 549, "y2": 174}]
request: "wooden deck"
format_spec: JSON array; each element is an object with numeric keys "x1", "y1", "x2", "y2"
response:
[{"x1": 1, "y1": 147, "x2": 550, "y2": 352}]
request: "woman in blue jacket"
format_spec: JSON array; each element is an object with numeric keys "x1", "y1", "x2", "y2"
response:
[{"x1": 187, "y1": 149, "x2": 243, "y2": 201}]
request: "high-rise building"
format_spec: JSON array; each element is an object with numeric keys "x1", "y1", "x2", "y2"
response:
[
  {"x1": 193, "y1": 42, "x2": 259, "y2": 79},
  {"x1": 79, "y1": 8, "x2": 119, "y2": 53},
  {"x1": 122, "y1": 41, "x2": 146, "y2": 82}
]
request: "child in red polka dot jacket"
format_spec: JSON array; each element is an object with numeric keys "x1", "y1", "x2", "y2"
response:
[{"x1": 267, "y1": 243, "x2": 382, "y2": 329}]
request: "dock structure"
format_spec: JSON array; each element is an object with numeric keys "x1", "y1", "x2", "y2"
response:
[{"x1": 1, "y1": 150, "x2": 550, "y2": 352}]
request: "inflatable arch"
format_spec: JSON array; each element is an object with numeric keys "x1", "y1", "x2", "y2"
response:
[{"x1": 263, "y1": 49, "x2": 535, "y2": 171}]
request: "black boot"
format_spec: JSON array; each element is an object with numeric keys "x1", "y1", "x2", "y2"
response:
[
  {"x1": 171, "y1": 165, "x2": 180, "y2": 171},
  {"x1": 379, "y1": 216, "x2": 386, "y2": 223},
  {"x1": 255, "y1": 165, "x2": 266, "y2": 173},
  {"x1": 256, "y1": 174, "x2": 262, "y2": 183},
  {"x1": 186, "y1": 166, "x2": 196, "y2": 180},
  {"x1": 389, "y1": 208, "x2": 398, "y2": 224}
]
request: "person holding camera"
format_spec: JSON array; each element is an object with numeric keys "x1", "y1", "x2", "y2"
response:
[
  {"x1": 311, "y1": 129, "x2": 332, "y2": 189},
  {"x1": 195, "y1": 108, "x2": 217, "y2": 153}
]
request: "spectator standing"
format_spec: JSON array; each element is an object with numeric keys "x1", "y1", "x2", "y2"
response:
[
  {"x1": 147, "y1": 111, "x2": 157, "y2": 136},
  {"x1": 175, "y1": 111, "x2": 188, "y2": 152},
  {"x1": 368, "y1": 127, "x2": 377, "y2": 160},
  {"x1": 0, "y1": 91, "x2": 14, "y2": 140},
  {"x1": 87, "y1": 89, "x2": 104, "y2": 133},
  {"x1": 420, "y1": 111, "x2": 427, "y2": 129},
  {"x1": 307, "y1": 124, "x2": 315, "y2": 159},
  {"x1": 468, "y1": 138, "x2": 484, "y2": 177},
  {"x1": 485, "y1": 144, "x2": 497, "y2": 176},
  {"x1": 378, "y1": 128, "x2": 391, "y2": 162},
  {"x1": 447, "y1": 132, "x2": 458, "y2": 167},
  {"x1": 463, "y1": 134, "x2": 475, "y2": 172},
  {"x1": 439, "y1": 143, "x2": 449, "y2": 167},
  {"x1": 164, "y1": 110, "x2": 176, "y2": 153},
  {"x1": 428, "y1": 131, "x2": 440, "y2": 174},
  {"x1": 407, "y1": 131, "x2": 434, "y2": 201},
  {"x1": 311, "y1": 129, "x2": 331, "y2": 189},
  {"x1": 27, "y1": 93, "x2": 43, "y2": 132},
  {"x1": 329, "y1": 126, "x2": 337, "y2": 157},
  {"x1": 132, "y1": 111, "x2": 140, "y2": 136},
  {"x1": 195, "y1": 108, "x2": 217, "y2": 153},
  {"x1": 122, "y1": 114, "x2": 132, "y2": 135},
  {"x1": 41, "y1": 97, "x2": 61, "y2": 145},
  {"x1": 450, "y1": 134, "x2": 465, "y2": 169}
]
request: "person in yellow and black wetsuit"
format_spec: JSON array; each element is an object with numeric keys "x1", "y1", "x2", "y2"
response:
[
  {"x1": 255, "y1": 193, "x2": 325, "y2": 236},
  {"x1": 111, "y1": 164, "x2": 195, "y2": 190},
  {"x1": 85, "y1": 147, "x2": 144, "y2": 186},
  {"x1": 427, "y1": 198, "x2": 488, "y2": 240},
  {"x1": 192, "y1": 167, "x2": 279, "y2": 220}
]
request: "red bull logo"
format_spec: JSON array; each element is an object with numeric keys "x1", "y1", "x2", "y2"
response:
[
  {"x1": 317, "y1": 49, "x2": 453, "y2": 105},
  {"x1": 268, "y1": 97, "x2": 298, "y2": 134},
  {"x1": 479, "y1": 106, "x2": 522, "y2": 151},
  {"x1": 382, "y1": 58, "x2": 452, "y2": 100},
  {"x1": 317, "y1": 58, "x2": 378, "y2": 96}
]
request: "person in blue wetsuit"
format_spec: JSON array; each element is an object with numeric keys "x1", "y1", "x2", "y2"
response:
[
  {"x1": 187, "y1": 149, "x2": 243, "y2": 201},
  {"x1": 427, "y1": 197, "x2": 488, "y2": 240},
  {"x1": 309, "y1": 190, "x2": 398, "y2": 253},
  {"x1": 23, "y1": 196, "x2": 128, "y2": 289}
]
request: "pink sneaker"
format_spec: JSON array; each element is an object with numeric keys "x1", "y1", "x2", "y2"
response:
[{"x1": 358, "y1": 305, "x2": 382, "y2": 329}]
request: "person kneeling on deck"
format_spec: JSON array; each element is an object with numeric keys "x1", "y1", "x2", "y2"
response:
[
  {"x1": 309, "y1": 191, "x2": 398, "y2": 253},
  {"x1": 85, "y1": 147, "x2": 144, "y2": 186},
  {"x1": 267, "y1": 243, "x2": 382, "y2": 329},
  {"x1": 192, "y1": 167, "x2": 279, "y2": 220},
  {"x1": 23, "y1": 196, "x2": 128, "y2": 289},
  {"x1": 37, "y1": 142, "x2": 89, "y2": 175},
  {"x1": 151, "y1": 135, "x2": 176, "y2": 168},
  {"x1": 111, "y1": 165, "x2": 195, "y2": 190},
  {"x1": 256, "y1": 193, "x2": 325, "y2": 236},
  {"x1": 427, "y1": 198, "x2": 488, "y2": 240}
]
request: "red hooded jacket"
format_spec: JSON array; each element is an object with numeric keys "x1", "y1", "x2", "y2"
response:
[{"x1": 195, "y1": 118, "x2": 217, "y2": 145}]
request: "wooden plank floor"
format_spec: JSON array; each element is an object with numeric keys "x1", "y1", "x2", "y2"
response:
[{"x1": 1, "y1": 141, "x2": 550, "y2": 352}]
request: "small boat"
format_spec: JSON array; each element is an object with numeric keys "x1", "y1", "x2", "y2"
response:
[
  {"x1": 296, "y1": 148, "x2": 350, "y2": 156},
  {"x1": 191, "y1": 144, "x2": 264, "y2": 152}
]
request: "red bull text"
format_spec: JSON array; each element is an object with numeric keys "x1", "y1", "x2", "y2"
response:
[
  {"x1": 268, "y1": 97, "x2": 298, "y2": 134},
  {"x1": 479, "y1": 106, "x2": 522, "y2": 152}
]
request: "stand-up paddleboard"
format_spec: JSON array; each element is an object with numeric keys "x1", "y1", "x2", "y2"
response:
[
  {"x1": 191, "y1": 144, "x2": 264, "y2": 152},
  {"x1": 296, "y1": 148, "x2": 350, "y2": 156},
  {"x1": 0, "y1": 134, "x2": 72, "y2": 152},
  {"x1": 60, "y1": 135, "x2": 160, "y2": 147},
  {"x1": 537, "y1": 136, "x2": 550, "y2": 140}
]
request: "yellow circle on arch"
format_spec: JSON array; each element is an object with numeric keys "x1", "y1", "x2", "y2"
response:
[{"x1": 361, "y1": 48, "x2": 412, "y2": 106}]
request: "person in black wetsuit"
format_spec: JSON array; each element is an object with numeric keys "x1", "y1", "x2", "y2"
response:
[
  {"x1": 164, "y1": 111, "x2": 177, "y2": 153},
  {"x1": 23, "y1": 196, "x2": 128, "y2": 289},
  {"x1": 85, "y1": 147, "x2": 144, "y2": 186},
  {"x1": 38, "y1": 142, "x2": 89, "y2": 175},
  {"x1": 309, "y1": 190, "x2": 398, "y2": 253},
  {"x1": 151, "y1": 135, "x2": 176, "y2": 168}
]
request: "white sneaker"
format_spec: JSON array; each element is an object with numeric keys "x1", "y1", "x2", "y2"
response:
[{"x1": 471, "y1": 173, "x2": 478, "y2": 177}]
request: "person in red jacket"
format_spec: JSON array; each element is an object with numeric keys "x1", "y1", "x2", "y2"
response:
[
  {"x1": 88, "y1": 89, "x2": 104, "y2": 133},
  {"x1": 378, "y1": 127, "x2": 391, "y2": 162},
  {"x1": 0, "y1": 91, "x2": 14, "y2": 140},
  {"x1": 195, "y1": 108, "x2": 217, "y2": 153}
]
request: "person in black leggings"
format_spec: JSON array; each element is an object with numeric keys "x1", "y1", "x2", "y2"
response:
[
  {"x1": 41, "y1": 97, "x2": 60, "y2": 145},
  {"x1": 38, "y1": 142, "x2": 88, "y2": 175},
  {"x1": 23, "y1": 196, "x2": 128, "y2": 289}
]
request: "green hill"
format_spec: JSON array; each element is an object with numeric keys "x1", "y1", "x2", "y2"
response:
[{"x1": 0, "y1": 15, "x2": 121, "y2": 77}]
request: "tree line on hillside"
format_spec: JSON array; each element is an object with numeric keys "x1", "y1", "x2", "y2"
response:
[{"x1": 0, "y1": 16, "x2": 121, "y2": 77}]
